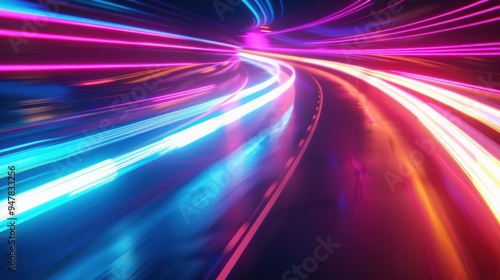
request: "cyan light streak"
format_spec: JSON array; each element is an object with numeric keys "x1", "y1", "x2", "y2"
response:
[
  {"x1": 0, "y1": 138, "x2": 57, "y2": 154},
  {"x1": 242, "y1": 0, "x2": 263, "y2": 28},
  {"x1": 49, "y1": 103, "x2": 294, "y2": 280},
  {"x1": 242, "y1": 0, "x2": 276, "y2": 28},
  {"x1": 0, "y1": 159, "x2": 118, "y2": 226},
  {"x1": 0, "y1": 54, "x2": 280, "y2": 178},
  {"x1": 0, "y1": 53, "x2": 295, "y2": 228}
]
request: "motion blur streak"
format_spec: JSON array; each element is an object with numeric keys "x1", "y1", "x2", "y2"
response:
[
  {"x1": 1, "y1": 0, "x2": 499, "y2": 279},
  {"x1": 246, "y1": 50, "x2": 500, "y2": 226},
  {"x1": 0, "y1": 52, "x2": 295, "y2": 226},
  {"x1": 0, "y1": 3, "x2": 238, "y2": 49},
  {"x1": 0, "y1": 56, "x2": 279, "y2": 177}
]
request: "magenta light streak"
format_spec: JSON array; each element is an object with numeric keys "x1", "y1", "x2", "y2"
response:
[
  {"x1": 0, "y1": 9, "x2": 239, "y2": 50},
  {"x1": 242, "y1": 43, "x2": 500, "y2": 57},
  {"x1": 371, "y1": 0, "x2": 488, "y2": 34},
  {"x1": 0, "y1": 63, "x2": 200, "y2": 72},
  {"x1": 77, "y1": 85, "x2": 217, "y2": 111},
  {"x1": 338, "y1": 0, "x2": 405, "y2": 26},
  {"x1": 333, "y1": 42, "x2": 500, "y2": 56},
  {"x1": 154, "y1": 76, "x2": 250, "y2": 136},
  {"x1": 309, "y1": 0, "x2": 491, "y2": 44},
  {"x1": 378, "y1": 42, "x2": 500, "y2": 50},
  {"x1": 388, "y1": 52, "x2": 500, "y2": 56},
  {"x1": 394, "y1": 72, "x2": 500, "y2": 95},
  {"x1": 343, "y1": 51, "x2": 500, "y2": 57},
  {"x1": 0, "y1": 85, "x2": 217, "y2": 135},
  {"x1": 362, "y1": 4, "x2": 500, "y2": 42},
  {"x1": 357, "y1": 16, "x2": 500, "y2": 45},
  {"x1": 243, "y1": 31, "x2": 271, "y2": 49},
  {"x1": 0, "y1": 29, "x2": 237, "y2": 53},
  {"x1": 1, "y1": 59, "x2": 248, "y2": 133},
  {"x1": 151, "y1": 85, "x2": 216, "y2": 102},
  {"x1": 314, "y1": 16, "x2": 500, "y2": 46},
  {"x1": 351, "y1": 42, "x2": 500, "y2": 54},
  {"x1": 268, "y1": 0, "x2": 371, "y2": 35}
]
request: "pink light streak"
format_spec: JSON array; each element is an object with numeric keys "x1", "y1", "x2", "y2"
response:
[
  {"x1": 0, "y1": 63, "x2": 198, "y2": 72},
  {"x1": 267, "y1": 0, "x2": 371, "y2": 35},
  {"x1": 0, "y1": 29, "x2": 237, "y2": 53}
]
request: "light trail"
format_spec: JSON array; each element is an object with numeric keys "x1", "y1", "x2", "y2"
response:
[
  {"x1": 267, "y1": 0, "x2": 373, "y2": 35},
  {"x1": 244, "y1": 51, "x2": 500, "y2": 227},
  {"x1": 0, "y1": 56, "x2": 281, "y2": 177},
  {"x1": 0, "y1": 52, "x2": 296, "y2": 227},
  {"x1": 1, "y1": 0, "x2": 499, "y2": 278},
  {"x1": 0, "y1": 4, "x2": 239, "y2": 50}
]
